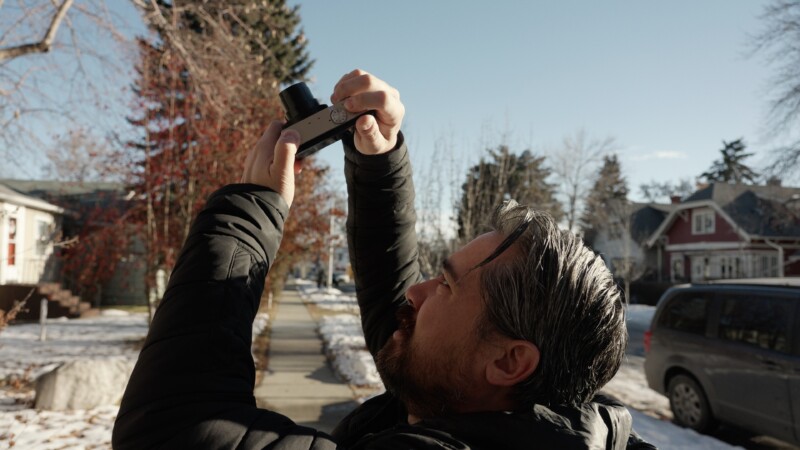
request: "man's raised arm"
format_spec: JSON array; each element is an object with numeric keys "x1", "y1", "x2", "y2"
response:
[
  {"x1": 332, "y1": 70, "x2": 420, "y2": 356},
  {"x1": 113, "y1": 123, "x2": 336, "y2": 449}
]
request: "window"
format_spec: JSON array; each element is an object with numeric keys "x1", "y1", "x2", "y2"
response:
[
  {"x1": 36, "y1": 220, "x2": 50, "y2": 257},
  {"x1": 757, "y1": 255, "x2": 780, "y2": 277},
  {"x1": 658, "y1": 293, "x2": 709, "y2": 335},
  {"x1": 671, "y1": 256, "x2": 685, "y2": 282},
  {"x1": 692, "y1": 209, "x2": 715, "y2": 235},
  {"x1": 718, "y1": 294, "x2": 793, "y2": 354},
  {"x1": 719, "y1": 257, "x2": 738, "y2": 279},
  {"x1": 7, "y1": 217, "x2": 16, "y2": 266}
]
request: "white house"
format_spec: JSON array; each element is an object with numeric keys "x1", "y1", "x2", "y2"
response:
[{"x1": 0, "y1": 183, "x2": 63, "y2": 285}]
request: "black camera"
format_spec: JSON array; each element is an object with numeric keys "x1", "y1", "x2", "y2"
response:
[{"x1": 279, "y1": 82, "x2": 372, "y2": 159}]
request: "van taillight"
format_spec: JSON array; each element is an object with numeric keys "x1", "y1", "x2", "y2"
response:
[{"x1": 644, "y1": 330, "x2": 652, "y2": 354}]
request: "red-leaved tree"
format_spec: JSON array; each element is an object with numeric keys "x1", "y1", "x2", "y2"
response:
[{"x1": 123, "y1": 1, "x2": 329, "y2": 317}]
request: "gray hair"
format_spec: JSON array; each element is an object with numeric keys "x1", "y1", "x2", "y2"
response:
[{"x1": 478, "y1": 200, "x2": 627, "y2": 407}]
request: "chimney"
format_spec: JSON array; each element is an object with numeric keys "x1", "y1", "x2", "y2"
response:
[{"x1": 670, "y1": 195, "x2": 681, "y2": 204}]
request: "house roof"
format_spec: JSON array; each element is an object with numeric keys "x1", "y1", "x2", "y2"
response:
[
  {"x1": 0, "y1": 179, "x2": 127, "y2": 198},
  {"x1": 0, "y1": 179, "x2": 130, "y2": 213},
  {"x1": 684, "y1": 183, "x2": 800, "y2": 207},
  {"x1": 646, "y1": 183, "x2": 800, "y2": 247},
  {"x1": 630, "y1": 202, "x2": 675, "y2": 242},
  {"x1": 0, "y1": 182, "x2": 64, "y2": 214}
]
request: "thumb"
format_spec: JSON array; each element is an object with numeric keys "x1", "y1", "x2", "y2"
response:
[
  {"x1": 272, "y1": 129, "x2": 300, "y2": 206},
  {"x1": 354, "y1": 114, "x2": 385, "y2": 154}
]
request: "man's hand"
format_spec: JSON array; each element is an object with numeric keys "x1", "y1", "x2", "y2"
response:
[
  {"x1": 241, "y1": 120, "x2": 302, "y2": 207},
  {"x1": 331, "y1": 69, "x2": 405, "y2": 155}
]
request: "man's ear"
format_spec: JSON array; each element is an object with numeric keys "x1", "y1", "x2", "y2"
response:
[{"x1": 485, "y1": 340, "x2": 540, "y2": 387}]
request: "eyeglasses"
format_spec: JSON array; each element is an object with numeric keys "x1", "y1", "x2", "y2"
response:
[{"x1": 472, "y1": 211, "x2": 534, "y2": 270}]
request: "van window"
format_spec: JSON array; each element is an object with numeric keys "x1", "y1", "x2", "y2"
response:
[
  {"x1": 658, "y1": 293, "x2": 709, "y2": 334},
  {"x1": 717, "y1": 294, "x2": 794, "y2": 354}
]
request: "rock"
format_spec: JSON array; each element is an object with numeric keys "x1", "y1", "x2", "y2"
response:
[{"x1": 34, "y1": 358, "x2": 135, "y2": 410}]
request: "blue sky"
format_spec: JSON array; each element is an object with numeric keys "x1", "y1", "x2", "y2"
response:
[
  {"x1": 288, "y1": 1, "x2": 787, "y2": 202},
  {"x1": 2, "y1": 1, "x2": 789, "y2": 205}
]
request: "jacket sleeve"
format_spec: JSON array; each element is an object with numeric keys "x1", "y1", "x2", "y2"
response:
[
  {"x1": 343, "y1": 132, "x2": 423, "y2": 357},
  {"x1": 112, "y1": 184, "x2": 336, "y2": 450}
]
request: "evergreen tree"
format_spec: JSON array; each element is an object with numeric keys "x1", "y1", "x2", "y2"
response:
[
  {"x1": 237, "y1": 1, "x2": 313, "y2": 85},
  {"x1": 582, "y1": 154, "x2": 644, "y2": 301},
  {"x1": 582, "y1": 154, "x2": 629, "y2": 231},
  {"x1": 700, "y1": 138, "x2": 759, "y2": 184},
  {"x1": 457, "y1": 145, "x2": 562, "y2": 241},
  {"x1": 149, "y1": 0, "x2": 313, "y2": 86}
]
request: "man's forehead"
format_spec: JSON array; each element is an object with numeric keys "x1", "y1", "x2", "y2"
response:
[{"x1": 443, "y1": 232, "x2": 506, "y2": 281}]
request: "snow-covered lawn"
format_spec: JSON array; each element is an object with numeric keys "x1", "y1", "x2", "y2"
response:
[
  {"x1": 299, "y1": 285, "x2": 741, "y2": 449},
  {"x1": 0, "y1": 309, "x2": 269, "y2": 449},
  {"x1": 0, "y1": 310, "x2": 148, "y2": 449}
]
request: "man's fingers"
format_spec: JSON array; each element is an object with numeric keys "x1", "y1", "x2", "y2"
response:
[
  {"x1": 243, "y1": 120, "x2": 281, "y2": 183},
  {"x1": 331, "y1": 69, "x2": 367, "y2": 102},
  {"x1": 345, "y1": 91, "x2": 404, "y2": 126},
  {"x1": 272, "y1": 129, "x2": 300, "y2": 181},
  {"x1": 241, "y1": 146, "x2": 256, "y2": 183},
  {"x1": 332, "y1": 71, "x2": 395, "y2": 104},
  {"x1": 252, "y1": 120, "x2": 284, "y2": 172},
  {"x1": 354, "y1": 114, "x2": 386, "y2": 152}
]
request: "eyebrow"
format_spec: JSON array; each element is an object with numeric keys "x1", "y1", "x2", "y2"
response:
[{"x1": 442, "y1": 258, "x2": 459, "y2": 284}]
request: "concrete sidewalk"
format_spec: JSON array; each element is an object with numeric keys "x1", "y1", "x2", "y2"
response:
[{"x1": 254, "y1": 284, "x2": 358, "y2": 433}]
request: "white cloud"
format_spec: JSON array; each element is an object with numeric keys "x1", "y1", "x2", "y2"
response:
[{"x1": 629, "y1": 150, "x2": 688, "y2": 162}]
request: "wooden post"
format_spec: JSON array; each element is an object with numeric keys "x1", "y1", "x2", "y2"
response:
[{"x1": 39, "y1": 298, "x2": 48, "y2": 341}]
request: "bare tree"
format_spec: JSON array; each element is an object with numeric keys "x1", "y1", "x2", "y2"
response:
[
  {"x1": 0, "y1": 1, "x2": 134, "y2": 173},
  {"x1": 639, "y1": 178, "x2": 695, "y2": 203},
  {"x1": 0, "y1": 0, "x2": 74, "y2": 63},
  {"x1": 45, "y1": 128, "x2": 114, "y2": 182},
  {"x1": 414, "y1": 132, "x2": 460, "y2": 278},
  {"x1": 752, "y1": 1, "x2": 800, "y2": 178},
  {"x1": 551, "y1": 129, "x2": 616, "y2": 232},
  {"x1": 604, "y1": 199, "x2": 646, "y2": 303}
]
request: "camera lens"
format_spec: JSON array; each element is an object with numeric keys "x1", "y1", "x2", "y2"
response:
[{"x1": 280, "y1": 82, "x2": 325, "y2": 125}]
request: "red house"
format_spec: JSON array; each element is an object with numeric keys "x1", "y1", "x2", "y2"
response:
[{"x1": 645, "y1": 183, "x2": 800, "y2": 282}]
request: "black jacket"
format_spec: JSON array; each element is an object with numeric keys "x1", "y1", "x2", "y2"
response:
[{"x1": 113, "y1": 133, "x2": 655, "y2": 449}]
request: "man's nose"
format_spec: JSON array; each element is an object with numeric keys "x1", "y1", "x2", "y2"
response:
[{"x1": 405, "y1": 278, "x2": 434, "y2": 310}]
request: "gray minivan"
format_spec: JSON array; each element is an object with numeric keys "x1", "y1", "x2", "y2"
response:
[{"x1": 643, "y1": 278, "x2": 800, "y2": 445}]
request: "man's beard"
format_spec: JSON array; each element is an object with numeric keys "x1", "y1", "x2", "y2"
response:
[{"x1": 375, "y1": 303, "x2": 472, "y2": 418}]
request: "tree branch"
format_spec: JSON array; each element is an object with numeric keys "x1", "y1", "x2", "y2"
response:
[{"x1": 0, "y1": 0, "x2": 74, "y2": 63}]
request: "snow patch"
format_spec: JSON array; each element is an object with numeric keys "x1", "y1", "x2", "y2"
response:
[
  {"x1": 298, "y1": 285, "x2": 359, "y2": 313},
  {"x1": 318, "y1": 315, "x2": 381, "y2": 386}
]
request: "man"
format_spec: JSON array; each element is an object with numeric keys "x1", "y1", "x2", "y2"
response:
[{"x1": 113, "y1": 70, "x2": 654, "y2": 449}]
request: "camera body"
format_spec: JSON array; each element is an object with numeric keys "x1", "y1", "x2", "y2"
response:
[{"x1": 279, "y1": 82, "x2": 372, "y2": 159}]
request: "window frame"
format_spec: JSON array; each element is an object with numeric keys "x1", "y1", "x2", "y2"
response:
[
  {"x1": 692, "y1": 208, "x2": 716, "y2": 235},
  {"x1": 34, "y1": 218, "x2": 51, "y2": 258},
  {"x1": 711, "y1": 289, "x2": 799, "y2": 356},
  {"x1": 657, "y1": 291, "x2": 712, "y2": 336}
]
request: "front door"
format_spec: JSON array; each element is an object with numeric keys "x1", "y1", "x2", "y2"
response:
[{"x1": 691, "y1": 256, "x2": 708, "y2": 282}]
